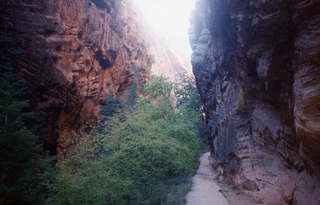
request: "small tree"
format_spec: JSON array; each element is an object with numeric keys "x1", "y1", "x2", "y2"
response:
[
  {"x1": 175, "y1": 73, "x2": 202, "y2": 111},
  {"x1": 143, "y1": 75, "x2": 176, "y2": 109}
]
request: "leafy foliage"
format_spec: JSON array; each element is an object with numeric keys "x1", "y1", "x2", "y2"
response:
[
  {"x1": 175, "y1": 74, "x2": 208, "y2": 146},
  {"x1": 0, "y1": 32, "x2": 205, "y2": 205},
  {"x1": 175, "y1": 73, "x2": 202, "y2": 112},
  {"x1": 144, "y1": 75, "x2": 175, "y2": 100},
  {"x1": 49, "y1": 75, "x2": 204, "y2": 205}
]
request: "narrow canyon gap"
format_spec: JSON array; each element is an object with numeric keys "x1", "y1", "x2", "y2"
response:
[
  {"x1": 134, "y1": 1, "x2": 230, "y2": 204},
  {"x1": 1, "y1": 0, "x2": 320, "y2": 205}
]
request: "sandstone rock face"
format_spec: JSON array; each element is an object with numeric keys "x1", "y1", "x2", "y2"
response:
[
  {"x1": 190, "y1": 0, "x2": 320, "y2": 204},
  {"x1": 148, "y1": 35, "x2": 190, "y2": 82},
  {"x1": 0, "y1": 0, "x2": 153, "y2": 155},
  {"x1": 132, "y1": 8, "x2": 191, "y2": 82}
]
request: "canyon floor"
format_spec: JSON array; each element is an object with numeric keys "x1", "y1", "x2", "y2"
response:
[{"x1": 185, "y1": 152, "x2": 229, "y2": 205}]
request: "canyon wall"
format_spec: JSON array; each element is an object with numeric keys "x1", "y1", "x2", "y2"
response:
[
  {"x1": 0, "y1": 0, "x2": 154, "y2": 155},
  {"x1": 190, "y1": 0, "x2": 320, "y2": 204},
  {"x1": 0, "y1": 0, "x2": 188, "y2": 156}
]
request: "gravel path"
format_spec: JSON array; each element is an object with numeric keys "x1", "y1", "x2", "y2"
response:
[{"x1": 185, "y1": 152, "x2": 229, "y2": 205}]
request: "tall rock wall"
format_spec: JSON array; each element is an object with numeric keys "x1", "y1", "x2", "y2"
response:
[
  {"x1": 0, "y1": 0, "x2": 153, "y2": 155},
  {"x1": 190, "y1": 0, "x2": 320, "y2": 204}
]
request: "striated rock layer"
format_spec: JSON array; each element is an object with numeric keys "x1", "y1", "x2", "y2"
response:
[
  {"x1": 0, "y1": 0, "x2": 153, "y2": 155},
  {"x1": 190, "y1": 0, "x2": 320, "y2": 204}
]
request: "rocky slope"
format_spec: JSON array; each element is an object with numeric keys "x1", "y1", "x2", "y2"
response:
[
  {"x1": 0, "y1": 0, "x2": 154, "y2": 155},
  {"x1": 190, "y1": 0, "x2": 320, "y2": 204}
]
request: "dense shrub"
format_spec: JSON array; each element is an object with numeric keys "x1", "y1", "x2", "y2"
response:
[{"x1": 49, "y1": 75, "x2": 204, "y2": 205}]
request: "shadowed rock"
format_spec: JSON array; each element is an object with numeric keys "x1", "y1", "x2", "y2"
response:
[{"x1": 190, "y1": 0, "x2": 320, "y2": 204}]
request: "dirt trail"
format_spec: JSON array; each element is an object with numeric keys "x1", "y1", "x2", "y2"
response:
[{"x1": 185, "y1": 152, "x2": 229, "y2": 205}]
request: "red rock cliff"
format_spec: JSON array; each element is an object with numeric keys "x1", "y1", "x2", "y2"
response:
[{"x1": 0, "y1": 0, "x2": 153, "y2": 155}]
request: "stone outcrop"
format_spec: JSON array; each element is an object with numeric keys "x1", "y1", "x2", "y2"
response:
[
  {"x1": 190, "y1": 0, "x2": 320, "y2": 204},
  {"x1": 0, "y1": 0, "x2": 153, "y2": 155}
]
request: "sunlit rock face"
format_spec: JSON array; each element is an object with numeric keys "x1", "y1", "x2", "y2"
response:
[
  {"x1": 0, "y1": 0, "x2": 153, "y2": 155},
  {"x1": 135, "y1": 12, "x2": 190, "y2": 82},
  {"x1": 191, "y1": 0, "x2": 320, "y2": 204},
  {"x1": 148, "y1": 35, "x2": 190, "y2": 82}
]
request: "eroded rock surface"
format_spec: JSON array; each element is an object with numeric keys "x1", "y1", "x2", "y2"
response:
[
  {"x1": 190, "y1": 0, "x2": 320, "y2": 204},
  {"x1": 0, "y1": 0, "x2": 154, "y2": 155}
]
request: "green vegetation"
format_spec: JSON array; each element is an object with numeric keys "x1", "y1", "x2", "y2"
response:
[
  {"x1": 0, "y1": 36, "x2": 55, "y2": 205},
  {"x1": 0, "y1": 34, "x2": 204, "y2": 204},
  {"x1": 48, "y1": 75, "x2": 205, "y2": 205}
]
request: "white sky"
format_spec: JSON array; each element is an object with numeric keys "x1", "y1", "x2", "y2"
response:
[{"x1": 133, "y1": 0, "x2": 195, "y2": 58}]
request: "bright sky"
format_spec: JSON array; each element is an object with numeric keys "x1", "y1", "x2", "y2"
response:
[{"x1": 133, "y1": 0, "x2": 195, "y2": 58}]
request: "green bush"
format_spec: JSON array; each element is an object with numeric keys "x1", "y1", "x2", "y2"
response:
[{"x1": 49, "y1": 75, "x2": 204, "y2": 205}]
